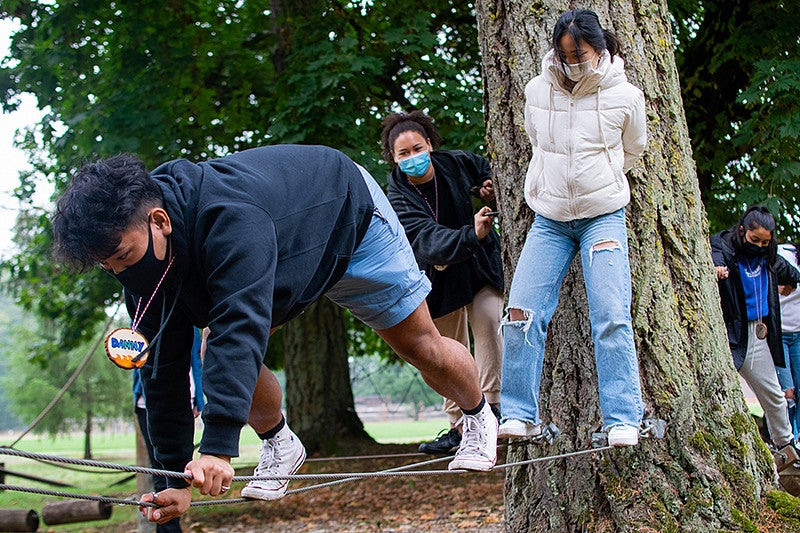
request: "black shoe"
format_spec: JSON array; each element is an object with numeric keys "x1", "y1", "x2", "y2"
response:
[
  {"x1": 490, "y1": 405, "x2": 501, "y2": 420},
  {"x1": 418, "y1": 428, "x2": 461, "y2": 455}
]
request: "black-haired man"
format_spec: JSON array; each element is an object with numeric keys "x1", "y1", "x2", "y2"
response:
[{"x1": 53, "y1": 145, "x2": 498, "y2": 524}]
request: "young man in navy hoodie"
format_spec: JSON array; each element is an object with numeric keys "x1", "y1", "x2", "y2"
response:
[{"x1": 52, "y1": 145, "x2": 498, "y2": 525}]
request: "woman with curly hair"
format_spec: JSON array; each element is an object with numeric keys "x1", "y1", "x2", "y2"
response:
[{"x1": 382, "y1": 110, "x2": 504, "y2": 455}]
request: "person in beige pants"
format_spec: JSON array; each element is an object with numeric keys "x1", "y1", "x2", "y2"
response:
[{"x1": 435, "y1": 286, "x2": 503, "y2": 432}]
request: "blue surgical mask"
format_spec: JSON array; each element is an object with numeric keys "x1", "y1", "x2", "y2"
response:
[{"x1": 398, "y1": 151, "x2": 431, "y2": 177}]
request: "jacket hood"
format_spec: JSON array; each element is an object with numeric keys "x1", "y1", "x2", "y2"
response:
[
  {"x1": 151, "y1": 160, "x2": 201, "y2": 288},
  {"x1": 543, "y1": 49, "x2": 628, "y2": 96}
]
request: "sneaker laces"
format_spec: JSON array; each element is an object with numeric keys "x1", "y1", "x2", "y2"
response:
[
  {"x1": 253, "y1": 438, "x2": 281, "y2": 476},
  {"x1": 455, "y1": 412, "x2": 488, "y2": 458}
]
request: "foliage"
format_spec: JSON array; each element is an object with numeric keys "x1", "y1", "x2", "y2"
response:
[
  {"x1": 0, "y1": 293, "x2": 29, "y2": 430},
  {"x1": 0, "y1": 0, "x2": 485, "y2": 366},
  {"x1": 0, "y1": 307, "x2": 130, "y2": 450},
  {"x1": 670, "y1": 0, "x2": 800, "y2": 237}
]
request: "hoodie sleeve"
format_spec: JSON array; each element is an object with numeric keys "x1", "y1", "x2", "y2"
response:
[
  {"x1": 776, "y1": 255, "x2": 800, "y2": 287},
  {"x1": 709, "y1": 231, "x2": 727, "y2": 267},
  {"x1": 622, "y1": 86, "x2": 647, "y2": 173},
  {"x1": 195, "y1": 202, "x2": 278, "y2": 458},
  {"x1": 387, "y1": 172, "x2": 483, "y2": 267},
  {"x1": 464, "y1": 151, "x2": 493, "y2": 189}
]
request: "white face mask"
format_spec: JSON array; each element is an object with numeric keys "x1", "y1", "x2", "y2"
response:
[{"x1": 561, "y1": 58, "x2": 593, "y2": 82}]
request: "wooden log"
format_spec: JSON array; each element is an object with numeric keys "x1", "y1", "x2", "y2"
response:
[
  {"x1": 0, "y1": 509, "x2": 39, "y2": 531},
  {"x1": 41, "y1": 500, "x2": 112, "y2": 525}
]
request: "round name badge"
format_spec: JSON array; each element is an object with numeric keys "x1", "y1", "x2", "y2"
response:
[{"x1": 105, "y1": 328, "x2": 150, "y2": 369}]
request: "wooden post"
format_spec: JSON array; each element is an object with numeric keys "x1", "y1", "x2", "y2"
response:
[
  {"x1": 41, "y1": 500, "x2": 111, "y2": 525},
  {"x1": 0, "y1": 509, "x2": 39, "y2": 531}
]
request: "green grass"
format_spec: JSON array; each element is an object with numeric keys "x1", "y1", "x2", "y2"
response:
[
  {"x1": 366, "y1": 418, "x2": 450, "y2": 443},
  {"x1": 0, "y1": 417, "x2": 448, "y2": 531}
]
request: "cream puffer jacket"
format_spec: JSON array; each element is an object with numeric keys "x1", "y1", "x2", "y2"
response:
[{"x1": 523, "y1": 49, "x2": 647, "y2": 222}]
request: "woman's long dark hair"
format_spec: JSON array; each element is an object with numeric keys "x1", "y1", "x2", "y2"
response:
[
  {"x1": 552, "y1": 9, "x2": 622, "y2": 63},
  {"x1": 735, "y1": 205, "x2": 778, "y2": 265}
]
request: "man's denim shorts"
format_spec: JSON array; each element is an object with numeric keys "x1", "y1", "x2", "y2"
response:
[{"x1": 325, "y1": 165, "x2": 431, "y2": 330}]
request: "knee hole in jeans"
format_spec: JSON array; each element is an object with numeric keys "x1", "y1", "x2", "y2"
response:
[
  {"x1": 589, "y1": 239, "x2": 622, "y2": 267},
  {"x1": 508, "y1": 307, "x2": 528, "y2": 322}
]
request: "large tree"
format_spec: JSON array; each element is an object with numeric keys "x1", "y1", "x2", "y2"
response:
[{"x1": 477, "y1": 0, "x2": 777, "y2": 530}]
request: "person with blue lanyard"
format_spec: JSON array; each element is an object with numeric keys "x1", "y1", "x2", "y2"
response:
[{"x1": 710, "y1": 205, "x2": 800, "y2": 492}]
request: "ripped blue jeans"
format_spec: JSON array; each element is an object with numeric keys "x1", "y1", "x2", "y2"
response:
[{"x1": 500, "y1": 208, "x2": 643, "y2": 430}]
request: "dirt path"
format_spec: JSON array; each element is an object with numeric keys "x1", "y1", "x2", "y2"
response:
[{"x1": 143, "y1": 443, "x2": 508, "y2": 533}]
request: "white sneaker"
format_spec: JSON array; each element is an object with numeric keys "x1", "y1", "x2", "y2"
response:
[
  {"x1": 498, "y1": 419, "x2": 542, "y2": 439},
  {"x1": 241, "y1": 424, "x2": 306, "y2": 500},
  {"x1": 448, "y1": 402, "x2": 498, "y2": 471},
  {"x1": 607, "y1": 425, "x2": 639, "y2": 447}
]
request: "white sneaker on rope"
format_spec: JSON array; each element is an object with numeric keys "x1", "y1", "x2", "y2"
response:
[
  {"x1": 498, "y1": 419, "x2": 542, "y2": 439},
  {"x1": 241, "y1": 424, "x2": 306, "y2": 500},
  {"x1": 607, "y1": 424, "x2": 639, "y2": 447},
  {"x1": 448, "y1": 402, "x2": 498, "y2": 471}
]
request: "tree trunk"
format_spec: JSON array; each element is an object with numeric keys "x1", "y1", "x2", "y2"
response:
[
  {"x1": 284, "y1": 299, "x2": 372, "y2": 454},
  {"x1": 269, "y1": 0, "x2": 371, "y2": 454},
  {"x1": 82, "y1": 407, "x2": 91, "y2": 460},
  {"x1": 476, "y1": 0, "x2": 776, "y2": 530}
]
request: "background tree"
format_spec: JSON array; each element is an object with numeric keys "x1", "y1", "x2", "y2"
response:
[
  {"x1": 0, "y1": 0, "x2": 486, "y2": 453},
  {"x1": 670, "y1": 0, "x2": 800, "y2": 236},
  {"x1": 0, "y1": 309, "x2": 129, "y2": 458},
  {"x1": 0, "y1": 293, "x2": 28, "y2": 431},
  {"x1": 477, "y1": 0, "x2": 778, "y2": 530}
]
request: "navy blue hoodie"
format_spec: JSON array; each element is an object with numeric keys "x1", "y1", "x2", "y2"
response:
[{"x1": 127, "y1": 145, "x2": 374, "y2": 486}]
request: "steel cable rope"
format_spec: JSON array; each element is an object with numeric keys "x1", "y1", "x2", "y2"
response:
[
  {"x1": 188, "y1": 453, "x2": 462, "y2": 507},
  {"x1": 0, "y1": 452, "x2": 457, "y2": 507},
  {"x1": 5, "y1": 440, "x2": 610, "y2": 482},
  {"x1": 361, "y1": 365, "x2": 406, "y2": 415},
  {"x1": 0, "y1": 442, "x2": 612, "y2": 509},
  {"x1": 6, "y1": 300, "x2": 123, "y2": 449}
]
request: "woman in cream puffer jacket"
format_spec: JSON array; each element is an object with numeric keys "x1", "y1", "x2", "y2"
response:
[
  {"x1": 499, "y1": 9, "x2": 647, "y2": 447},
  {"x1": 523, "y1": 46, "x2": 646, "y2": 221}
]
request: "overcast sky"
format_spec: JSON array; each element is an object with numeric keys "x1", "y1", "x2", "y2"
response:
[{"x1": 0, "y1": 19, "x2": 45, "y2": 259}]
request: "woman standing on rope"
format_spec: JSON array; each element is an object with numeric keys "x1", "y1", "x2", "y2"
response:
[
  {"x1": 711, "y1": 206, "x2": 800, "y2": 471},
  {"x1": 382, "y1": 110, "x2": 504, "y2": 455},
  {"x1": 498, "y1": 8, "x2": 646, "y2": 446}
]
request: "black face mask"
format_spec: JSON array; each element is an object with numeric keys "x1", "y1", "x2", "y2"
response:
[
  {"x1": 114, "y1": 224, "x2": 173, "y2": 297},
  {"x1": 742, "y1": 241, "x2": 768, "y2": 258}
]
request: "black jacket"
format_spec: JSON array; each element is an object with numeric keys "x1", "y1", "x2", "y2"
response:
[
  {"x1": 710, "y1": 227, "x2": 800, "y2": 370},
  {"x1": 127, "y1": 145, "x2": 374, "y2": 485},
  {"x1": 386, "y1": 150, "x2": 504, "y2": 319}
]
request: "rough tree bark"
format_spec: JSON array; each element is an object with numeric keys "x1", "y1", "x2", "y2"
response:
[
  {"x1": 476, "y1": 0, "x2": 777, "y2": 530},
  {"x1": 284, "y1": 299, "x2": 371, "y2": 454}
]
